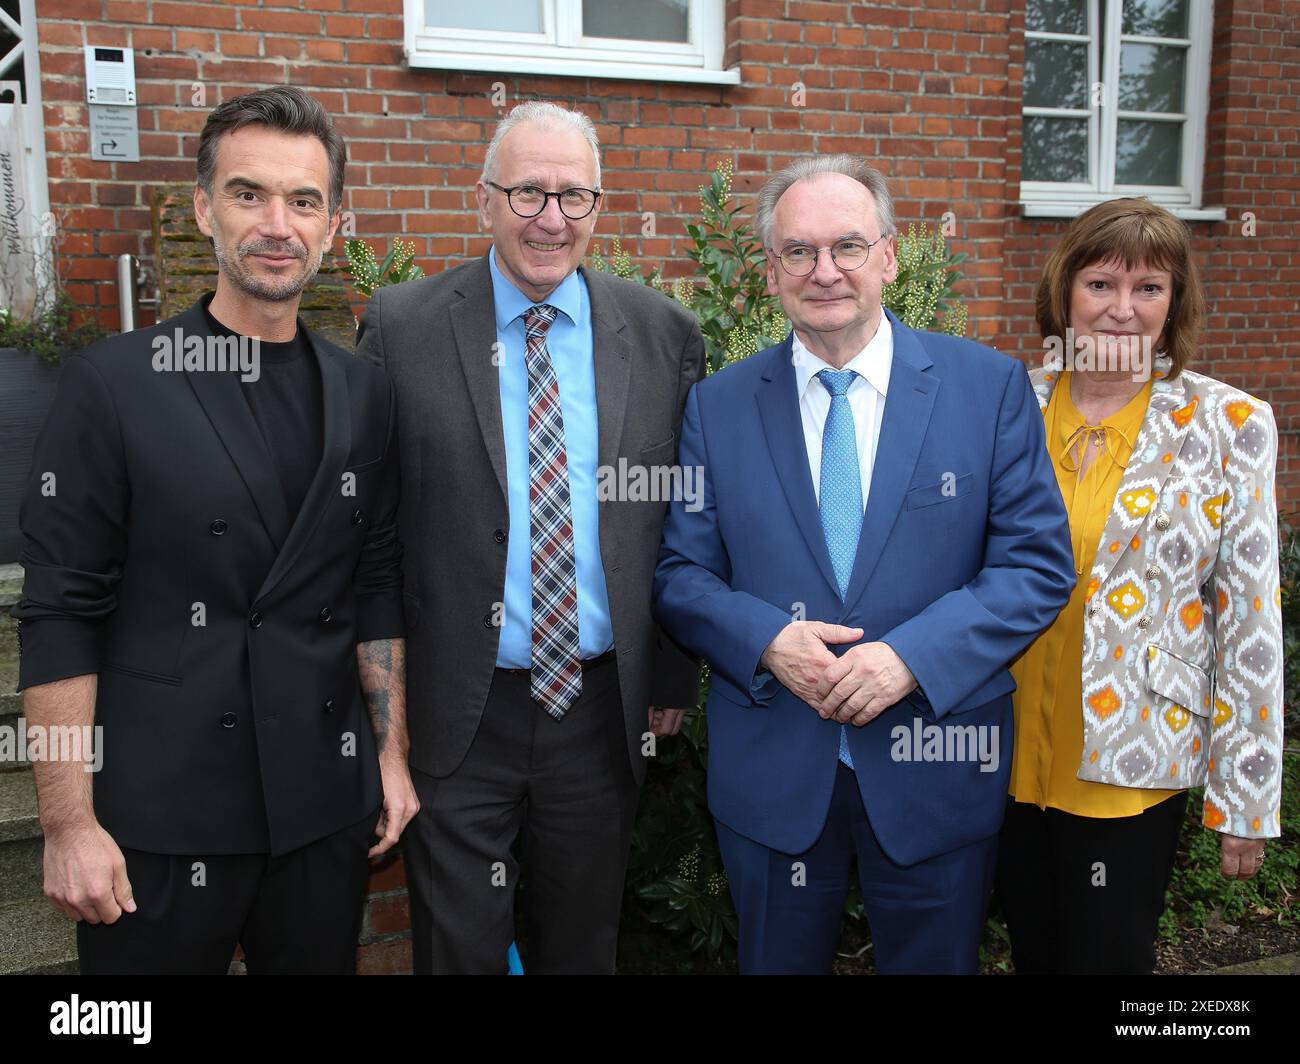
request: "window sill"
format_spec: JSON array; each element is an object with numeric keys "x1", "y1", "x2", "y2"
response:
[
  {"x1": 1020, "y1": 202, "x2": 1228, "y2": 222},
  {"x1": 406, "y1": 50, "x2": 741, "y2": 85}
]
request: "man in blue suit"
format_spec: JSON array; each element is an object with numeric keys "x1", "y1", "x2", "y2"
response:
[{"x1": 652, "y1": 156, "x2": 1073, "y2": 974}]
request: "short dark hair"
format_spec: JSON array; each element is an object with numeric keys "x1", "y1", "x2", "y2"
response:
[{"x1": 196, "y1": 86, "x2": 346, "y2": 215}]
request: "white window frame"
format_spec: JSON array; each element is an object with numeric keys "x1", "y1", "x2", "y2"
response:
[
  {"x1": 1020, "y1": 0, "x2": 1224, "y2": 220},
  {"x1": 404, "y1": 0, "x2": 739, "y2": 85}
]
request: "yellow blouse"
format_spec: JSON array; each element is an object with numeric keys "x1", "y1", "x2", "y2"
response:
[{"x1": 1009, "y1": 371, "x2": 1182, "y2": 817}]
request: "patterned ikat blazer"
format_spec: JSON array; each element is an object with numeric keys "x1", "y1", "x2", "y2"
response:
[{"x1": 1028, "y1": 357, "x2": 1283, "y2": 839}]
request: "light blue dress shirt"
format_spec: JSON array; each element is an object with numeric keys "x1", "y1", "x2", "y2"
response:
[{"x1": 490, "y1": 246, "x2": 614, "y2": 668}]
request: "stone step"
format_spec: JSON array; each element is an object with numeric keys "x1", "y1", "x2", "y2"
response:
[
  {"x1": 0, "y1": 563, "x2": 22, "y2": 609},
  {"x1": 0, "y1": 767, "x2": 42, "y2": 904},
  {"x1": 0, "y1": 742, "x2": 77, "y2": 972},
  {"x1": 0, "y1": 895, "x2": 78, "y2": 974},
  {"x1": 0, "y1": 610, "x2": 17, "y2": 691},
  {"x1": 0, "y1": 830, "x2": 41, "y2": 903},
  {"x1": 0, "y1": 609, "x2": 23, "y2": 773},
  {"x1": 0, "y1": 767, "x2": 39, "y2": 845},
  {"x1": 0, "y1": 699, "x2": 18, "y2": 739},
  {"x1": 1209, "y1": 951, "x2": 1300, "y2": 975}
]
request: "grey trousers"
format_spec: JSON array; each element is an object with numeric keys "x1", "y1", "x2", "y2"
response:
[{"x1": 403, "y1": 656, "x2": 640, "y2": 974}]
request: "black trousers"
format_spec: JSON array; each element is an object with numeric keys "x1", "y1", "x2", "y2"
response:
[
  {"x1": 77, "y1": 807, "x2": 378, "y2": 975},
  {"x1": 994, "y1": 791, "x2": 1188, "y2": 974},
  {"x1": 404, "y1": 655, "x2": 640, "y2": 974}
]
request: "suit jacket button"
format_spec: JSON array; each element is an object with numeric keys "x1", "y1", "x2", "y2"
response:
[
  {"x1": 210, "y1": 519, "x2": 227, "y2": 536},
  {"x1": 1136, "y1": 616, "x2": 1151, "y2": 629},
  {"x1": 493, "y1": 528, "x2": 506, "y2": 543},
  {"x1": 1155, "y1": 513, "x2": 1171, "y2": 530},
  {"x1": 319, "y1": 607, "x2": 333, "y2": 623},
  {"x1": 482, "y1": 613, "x2": 495, "y2": 629},
  {"x1": 220, "y1": 712, "x2": 237, "y2": 728},
  {"x1": 323, "y1": 699, "x2": 335, "y2": 713},
  {"x1": 249, "y1": 611, "x2": 263, "y2": 629},
  {"x1": 1146, "y1": 566, "x2": 1161, "y2": 580},
  {"x1": 351, "y1": 509, "x2": 364, "y2": 525}
]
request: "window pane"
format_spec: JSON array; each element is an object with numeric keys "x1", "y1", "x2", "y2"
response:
[
  {"x1": 583, "y1": 0, "x2": 689, "y2": 42},
  {"x1": 1023, "y1": 117, "x2": 1090, "y2": 182},
  {"x1": 1122, "y1": 0, "x2": 1187, "y2": 38},
  {"x1": 1025, "y1": 0, "x2": 1087, "y2": 35},
  {"x1": 1116, "y1": 120, "x2": 1182, "y2": 184},
  {"x1": 1025, "y1": 40, "x2": 1090, "y2": 109},
  {"x1": 424, "y1": 0, "x2": 542, "y2": 33},
  {"x1": 1118, "y1": 43, "x2": 1185, "y2": 112}
]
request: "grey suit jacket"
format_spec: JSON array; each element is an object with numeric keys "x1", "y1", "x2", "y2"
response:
[{"x1": 356, "y1": 255, "x2": 704, "y2": 782}]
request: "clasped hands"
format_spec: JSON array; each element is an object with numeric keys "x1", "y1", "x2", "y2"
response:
[{"x1": 760, "y1": 621, "x2": 917, "y2": 725}]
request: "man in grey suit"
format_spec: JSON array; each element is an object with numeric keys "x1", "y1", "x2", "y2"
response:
[{"x1": 356, "y1": 101, "x2": 703, "y2": 974}]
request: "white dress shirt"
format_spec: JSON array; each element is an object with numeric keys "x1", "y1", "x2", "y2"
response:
[{"x1": 791, "y1": 311, "x2": 893, "y2": 507}]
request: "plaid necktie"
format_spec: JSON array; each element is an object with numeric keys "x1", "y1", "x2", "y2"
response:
[{"x1": 523, "y1": 304, "x2": 582, "y2": 720}]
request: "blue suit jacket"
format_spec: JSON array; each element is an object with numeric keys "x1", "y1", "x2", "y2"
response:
[{"x1": 652, "y1": 311, "x2": 1074, "y2": 865}]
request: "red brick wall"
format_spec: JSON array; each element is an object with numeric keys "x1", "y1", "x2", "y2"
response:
[{"x1": 33, "y1": 0, "x2": 1300, "y2": 495}]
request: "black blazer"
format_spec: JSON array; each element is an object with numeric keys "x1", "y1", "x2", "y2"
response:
[{"x1": 13, "y1": 296, "x2": 404, "y2": 856}]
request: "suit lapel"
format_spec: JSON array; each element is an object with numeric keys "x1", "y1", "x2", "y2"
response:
[
  {"x1": 842, "y1": 315, "x2": 936, "y2": 612},
  {"x1": 756, "y1": 338, "x2": 842, "y2": 599},
  {"x1": 450, "y1": 258, "x2": 508, "y2": 502},
  {"x1": 1028, "y1": 358, "x2": 1194, "y2": 593},
  {"x1": 583, "y1": 268, "x2": 633, "y2": 478},
  {"x1": 183, "y1": 302, "x2": 291, "y2": 552},
  {"x1": 256, "y1": 328, "x2": 351, "y2": 602}
]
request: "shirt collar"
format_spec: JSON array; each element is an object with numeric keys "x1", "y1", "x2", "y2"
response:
[
  {"x1": 791, "y1": 311, "x2": 894, "y2": 400},
  {"x1": 488, "y1": 245, "x2": 583, "y2": 332}
]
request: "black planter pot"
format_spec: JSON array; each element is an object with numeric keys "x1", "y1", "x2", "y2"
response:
[{"x1": 0, "y1": 347, "x2": 61, "y2": 564}]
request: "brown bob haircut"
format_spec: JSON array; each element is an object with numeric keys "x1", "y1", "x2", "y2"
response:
[{"x1": 1035, "y1": 197, "x2": 1204, "y2": 378}]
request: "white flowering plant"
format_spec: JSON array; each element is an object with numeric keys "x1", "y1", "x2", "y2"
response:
[{"x1": 344, "y1": 237, "x2": 425, "y2": 298}]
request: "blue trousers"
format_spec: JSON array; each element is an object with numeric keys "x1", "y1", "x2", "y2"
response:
[{"x1": 715, "y1": 762, "x2": 998, "y2": 974}]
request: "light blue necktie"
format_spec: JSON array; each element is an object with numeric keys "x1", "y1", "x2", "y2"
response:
[{"x1": 816, "y1": 369, "x2": 864, "y2": 769}]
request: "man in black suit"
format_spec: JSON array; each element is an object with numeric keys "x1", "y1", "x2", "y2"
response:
[
  {"x1": 357, "y1": 101, "x2": 703, "y2": 973},
  {"x1": 13, "y1": 86, "x2": 418, "y2": 974}
]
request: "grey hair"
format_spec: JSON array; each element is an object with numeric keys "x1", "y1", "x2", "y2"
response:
[
  {"x1": 481, "y1": 101, "x2": 602, "y2": 188},
  {"x1": 754, "y1": 155, "x2": 897, "y2": 247}
]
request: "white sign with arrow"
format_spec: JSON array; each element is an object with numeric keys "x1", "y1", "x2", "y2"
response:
[{"x1": 89, "y1": 103, "x2": 140, "y2": 162}]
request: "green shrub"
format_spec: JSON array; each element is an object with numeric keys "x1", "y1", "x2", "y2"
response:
[
  {"x1": 1161, "y1": 752, "x2": 1300, "y2": 939},
  {"x1": 625, "y1": 669, "x2": 738, "y2": 965},
  {"x1": 1281, "y1": 520, "x2": 1300, "y2": 733},
  {"x1": 0, "y1": 291, "x2": 107, "y2": 364}
]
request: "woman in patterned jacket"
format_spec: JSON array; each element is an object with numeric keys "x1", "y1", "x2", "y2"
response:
[{"x1": 995, "y1": 198, "x2": 1283, "y2": 974}]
